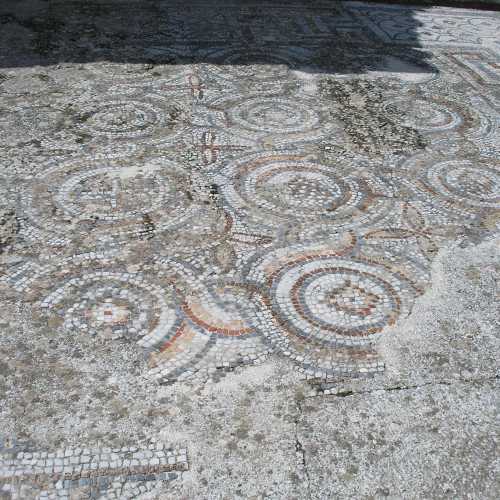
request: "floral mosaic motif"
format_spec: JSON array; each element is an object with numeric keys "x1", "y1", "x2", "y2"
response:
[{"x1": 1, "y1": 0, "x2": 499, "y2": 385}]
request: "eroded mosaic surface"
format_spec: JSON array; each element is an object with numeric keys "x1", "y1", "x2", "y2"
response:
[{"x1": 0, "y1": 0, "x2": 499, "y2": 389}]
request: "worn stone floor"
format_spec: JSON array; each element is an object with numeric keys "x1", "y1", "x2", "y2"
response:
[{"x1": 0, "y1": 0, "x2": 499, "y2": 498}]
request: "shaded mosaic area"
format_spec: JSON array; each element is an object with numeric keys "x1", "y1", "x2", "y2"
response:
[{"x1": 0, "y1": 2, "x2": 499, "y2": 387}]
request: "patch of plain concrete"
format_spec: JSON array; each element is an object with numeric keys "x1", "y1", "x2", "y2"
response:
[
  {"x1": 380, "y1": 237, "x2": 499, "y2": 385},
  {"x1": 167, "y1": 363, "x2": 308, "y2": 500},
  {"x1": 298, "y1": 380, "x2": 499, "y2": 499}
]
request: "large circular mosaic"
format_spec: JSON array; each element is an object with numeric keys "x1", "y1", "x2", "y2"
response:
[
  {"x1": 419, "y1": 159, "x2": 500, "y2": 209},
  {"x1": 84, "y1": 100, "x2": 160, "y2": 138},
  {"x1": 242, "y1": 242, "x2": 402, "y2": 378},
  {"x1": 219, "y1": 153, "x2": 391, "y2": 229},
  {"x1": 75, "y1": 91, "x2": 190, "y2": 145},
  {"x1": 383, "y1": 97, "x2": 463, "y2": 132},
  {"x1": 40, "y1": 271, "x2": 178, "y2": 348},
  {"x1": 209, "y1": 95, "x2": 338, "y2": 146},
  {"x1": 0, "y1": 105, "x2": 67, "y2": 147},
  {"x1": 266, "y1": 256, "x2": 414, "y2": 346},
  {"x1": 228, "y1": 97, "x2": 319, "y2": 134},
  {"x1": 19, "y1": 155, "x2": 199, "y2": 246}
]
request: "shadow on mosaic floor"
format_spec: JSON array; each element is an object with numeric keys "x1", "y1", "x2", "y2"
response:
[{"x1": 0, "y1": 0, "x2": 436, "y2": 77}]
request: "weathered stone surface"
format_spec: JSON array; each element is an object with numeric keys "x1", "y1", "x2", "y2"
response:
[{"x1": 299, "y1": 379, "x2": 499, "y2": 499}]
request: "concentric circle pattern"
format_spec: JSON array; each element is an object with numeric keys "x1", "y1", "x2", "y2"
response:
[
  {"x1": 402, "y1": 154, "x2": 500, "y2": 215},
  {"x1": 229, "y1": 97, "x2": 318, "y2": 134},
  {"x1": 18, "y1": 155, "x2": 208, "y2": 246},
  {"x1": 219, "y1": 153, "x2": 392, "y2": 230},
  {"x1": 84, "y1": 100, "x2": 160, "y2": 138},
  {"x1": 384, "y1": 98, "x2": 463, "y2": 132},
  {"x1": 208, "y1": 94, "x2": 338, "y2": 146},
  {"x1": 0, "y1": 105, "x2": 67, "y2": 147},
  {"x1": 40, "y1": 272, "x2": 177, "y2": 348},
  {"x1": 423, "y1": 160, "x2": 500, "y2": 209},
  {"x1": 75, "y1": 91, "x2": 191, "y2": 146},
  {"x1": 2, "y1": 0, "x2": 499, "y2": 386},
  {"x1": 270, "y1": 257, "x2": 411, "y2": 345}
]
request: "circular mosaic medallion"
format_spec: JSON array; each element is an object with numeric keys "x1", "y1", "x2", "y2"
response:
[
  {"x1": 209, "y1": 95, "x2": 338, "y2": 146},
  {"x1": 383, "y1": 98, "x2": 462, "y2": 132},
  {"x1": 84, "y1": 100, "x2": 161, "y2": 138},
  {"x1": 421, "y1": 160, "x2": 500, "y2": 209},
  {"x1": 228, "y1": 97, "x2": 319, "y2": 134},
  {"x1": 75, "y1": 92, "x2": 190, "y2": 145},
  {"x1": 219, "y1": 153, "x2": 391, "y2": 229},
  {"x1": 55, "y1": 167, "x2": 167, "y2": 221},
  {"x1": 40, "y1": 271, "x2": 178, "y2": 347},
  {"x1": 0, "y1": 105, "x2": 66, "y2": 147},
  {"x1": 267, "y1": 256, "x2": 413, "y2": 345},
  {"x1": 19, "y1": 155, "x2": 199, "y2": 245}
]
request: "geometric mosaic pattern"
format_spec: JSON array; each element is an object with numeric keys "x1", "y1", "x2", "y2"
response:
[
  {"x1": 0, "y1": 438, "x2": 188, "y2": 499},
  {"x1": 0, "y1": 0, "x2": 499, "y2": 389}
]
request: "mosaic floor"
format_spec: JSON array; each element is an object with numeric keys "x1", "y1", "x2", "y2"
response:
[
  {"x1": 0, "y1": 438, "x2": 187, "y2": 499},
  {"x1": 0, "y1": 1, "x2": 499, "y2": 496},
  {"x1": 1, "y1": 0, "x2": 499, "y2": 384}
]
